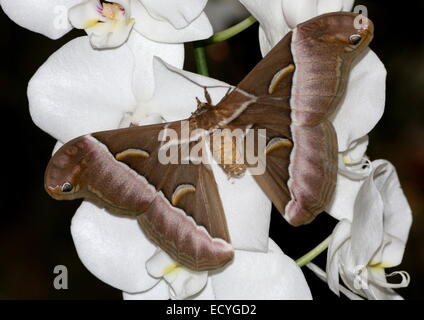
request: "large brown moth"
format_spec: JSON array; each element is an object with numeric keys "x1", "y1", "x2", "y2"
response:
[{"x1": 44, "y1": 13, "x2": 374, "y2": 271}]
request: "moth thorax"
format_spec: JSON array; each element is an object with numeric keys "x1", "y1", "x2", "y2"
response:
[{"x1": 211, "y1": 130, "x2": 246, "y2": 178}]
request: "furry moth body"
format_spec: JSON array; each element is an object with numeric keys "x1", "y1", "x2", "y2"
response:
[{"x1": 45, "y1": 13, "x2": 374, "y2": 271}]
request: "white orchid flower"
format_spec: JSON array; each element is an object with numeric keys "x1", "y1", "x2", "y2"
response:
[
  {"x1": 68, "y1": 0, "x2": 135, "y2": 49},
  {"x1": 320, "y1": 140, "x2": 413, "y2": 299},
  {"x1": 0, "y1": 0, "x2": 212, "y2": 49},
  {"x1": 125, "y1": 239, "x2": 312, "y2": 300}
]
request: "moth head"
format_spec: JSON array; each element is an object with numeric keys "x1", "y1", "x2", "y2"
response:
[
  {"x1": 296, "y1": 12, "x2": 374, "y2": 54},
  {"x1": 44, "y1": 137, "x2": 88, "y2": 200}
]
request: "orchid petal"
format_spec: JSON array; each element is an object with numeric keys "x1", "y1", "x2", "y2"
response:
[
  {"x1": 332, "y1": 135, "x2": 371, "y2": 221},
  {"x1": 146, "y1": 250, "x2": 208, "y2": 300},
  {"x1": 350, "y1": 162, "x2": 385, "y2": 267},
  {"x1": 336, "y1": 258, "x2": 409, "y2": 299},
  {"x1": 211, "y1": 239, "x2": 312, "y2": 299},
  {"x1": 240, "y1": 0, "x2": 289, "y2": 56},
  {"x1": 28, "y1": 36, "x2": 137, "y2": 143},
  {"x1": 257, "y1": 27, "x2": 273, "y2": 58},
  {"x1": 123, "y1": 280, "x2": 170, "y2": 300},
  {"x1": 204, "y1": 0, "x2": 249, "y2": 32},
  {"x1": 166, "y1": 269, "x2": 208, "y2": 300},
  {"x1": 125, "y1": 276, "x2": 216, "y2": 300},
  {"x1": 135, "y1": 57, "x2": 230, "y2": 122},
  {"x1": 317, "y1": 0, "x2": 354, "y2": 14},
  {"x1": 132, "y1": 0, "x2": 212, "y2": 43},
  {"x1": 337, "y1": 136, "x2": 371, "y2": 180},
  {"x1": 139, "y1": 0, "x2": 208, "y2": 29},
  {"x1": 367, "y1": 160, "x2": 412, "y2": 267},
  {"x1": 282, "y1": 0, "x2": 353, "y2": 29},
  {"x1": 326, "y1": 171, "x2": 364, "y2": 221},
  {"x1": 356, "y1": 268, "x2": 409, "y2": 300},
  {"x1": 0, "y1": 0, "x2": 79, "y2": 39},
  {"x1": 330, "y1": 49, "x2": 386, "y2": 151},
  {"x1": 123, "y1": 113, "x2": 165, "y2": 128},
  {"x1": 371, "y1": 234, "x2": 407, "y2": 269},
  {"x1": 370, "y1": 269, "x2": 410, "y2": 290},
  {"x1": 211, "y1": 160, "x2": 272, "y2": 252},
  {"x1": 307, "y1": 262, "x2": 363, "y2": 300},
  {"x1": 52, "y1": 142, "x2": 64, "y2": 155},
  {"x1": 335, "y1": 239, "x2": 374, "y2": 298},
  {"x1": 342, "y1": 136, "x2": 369, "y2": 165},
  {"x1": 126, "y1": 32, "x2": 184, "y2": 102},
  {"x1": 71, "y1": 201, "x2": 159, "y2": 293},
  {"x1": 326, "y1": 220, "x2": 351, "y2": 295},
  {"x1": 366, "y1": 268, "x2": 406, "y2": 300},
  {"x1": 341, "y1": 0, "x2": 355, "y2": 11},
  {"x1": 87, "y1": 17, "x2": 135, "y2": 49},
  {"x1": 190, "y1": 278, "x2": 216, "y2": 300},
  {"x1": 123, "y1": 278, "x2": 220, "y2": 300},
  {"x1": 282, "y1": 0, "x2": 318, "y2": 29}
]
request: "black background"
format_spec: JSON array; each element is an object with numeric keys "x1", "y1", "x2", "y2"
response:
[{"x1": 0, "y1": 1, "x2": 423, "y2": 299}]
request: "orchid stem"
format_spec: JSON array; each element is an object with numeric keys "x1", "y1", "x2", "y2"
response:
[
  {"x1": 193, "y1": 44, "x2": 209, "y2": 76},
  {"x1": 193, "y1": 16, "x2": 257, "y2": 76},
  {"x1": 295, "y1": 235, "x2": 331, "y2": 267},
  {"x1": 203, "y1": 15, "x2": 257, "y2": 45}
]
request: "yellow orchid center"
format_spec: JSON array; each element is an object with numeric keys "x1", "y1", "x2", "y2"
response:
[
  {"x1": 369, "y1": 261, "x2": 391, "y2": 269},
  {"x1": 164, "y1": 263, "x2": 180, "y2": 276},
  {"x1": 343, "y1": 155, "x2": 352, "y2": 164}
]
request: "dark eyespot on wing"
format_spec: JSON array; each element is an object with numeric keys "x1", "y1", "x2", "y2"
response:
[
  {"x1": 61, "y1": 182, "x2": 73, "y2": 192},
  {"x1": 349, "y1": 34, "x2": 362, "y2": 45}
]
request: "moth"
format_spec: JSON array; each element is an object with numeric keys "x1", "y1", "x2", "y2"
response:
[{"x1": 45, "y1": 13, "x2": 374, "y2": 271}]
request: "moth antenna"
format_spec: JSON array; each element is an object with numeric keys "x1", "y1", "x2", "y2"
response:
[
  {"x1": 224, "y1": 86, "x2": 233, "y2": 98},
  {"x1": 204, "y1": 87, "x2": 212, "y2": 105},
  {"x1": 195, "y1": 97, "x2": 202, "y2": 109}
]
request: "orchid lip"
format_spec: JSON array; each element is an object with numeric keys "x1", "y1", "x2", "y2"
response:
[{"x1": 97, "y1": 1, "x2": 126, "y2": 20}]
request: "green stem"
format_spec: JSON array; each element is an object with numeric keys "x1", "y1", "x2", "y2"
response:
[
  {"x1": 192, "y1": 16, "x2": 257, "y2": 76},
  {"x1": 193, "y1": 44, "x2": 209, "y2": 76},
  {"x1": 203, "y1": 15, "x2": 257, "y2": 45},
  {"x1": 295, "y1": 235, "x2": 331, "y2": 267}
]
